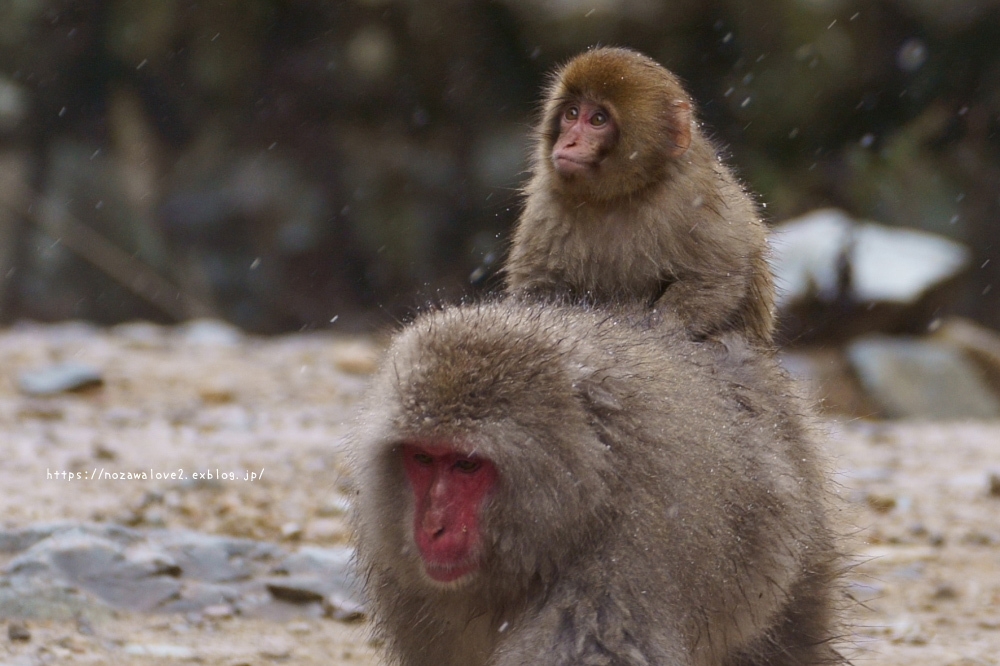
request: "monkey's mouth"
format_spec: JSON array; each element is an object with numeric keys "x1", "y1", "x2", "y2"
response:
[
  {"x1": 552, "y1": 154, "x2": 596, "y2": 177},
  {"x1": 422, "y1": 557, "x2": 480, "y2": 584}
]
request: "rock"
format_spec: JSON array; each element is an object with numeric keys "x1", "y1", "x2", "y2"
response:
[
  {"x1": 155, "y1": 530, "x2": 282, "y2": 583},
  {"x1": 771, "y1": 209, "x2": 972, "y2": 343},
  {"x1": 772, "y1": 209, "x2": 971, "y2": 307},
  {"x1": 177, "y1": 319, "x2": 243, "y2": 346},
  {"x1": 122, "y1": 643, "x2": 198, "y2": 659},
  {"x1": 866, "y1": 492, "x2": 897, "y2": 513},
  {"x1": 257, "y1": 636, "x2": 294, "y2": 660},
  {"x1": 111, "y1": 321, "x2": 170, "y2": 348},
  {"x1": 0, "y1": 522, "x2": 360, "y2": 622},
  {"x1": 17, "y1": 362, "x2": 104, "y2": 396},
  {"x1": 92, "y1": 443, "x2": 118, "y2": 460},
  {"x1": 0, "y1": 572, "x2": 114, "y2": 622},
  {"x1": 324, "y1": 594, "x2": 366, "y2": 623},
  {"x1": 280, "y1": 522, "x2": 303, "y2": 541},
  {"x1": 267, "y1": 545, "x2": 361, "y2": 612},
  {"x1": 285, "y1": 619, "x2": 312, "y2": 634},
  {"x1": 15, "y1": 400, "x2": 64, "y2": 420},
  {"x1": 196, "y1": 381, "x2": 236, "y2": 404},
  {"x1": 846, "y1": 336, "x2": 1000, "y2": 419},
  {"x1": 989, "y1": 473, "x2": 1000, "y2": 498},
  {"x1": 303, "y1": 518, "x2": 346, "y2": 542},
  {"x1": 76, "y1": 616, "x2": 95, "y2": 635},
  {"x1": 770, "y1": 208, "x2": 852, "y2": 309},
  {"x1": 889, "y1": 615, "x2": 928, "y2": 644},
  {"x1": 7, "y1": 620, "x2": 30, "y2": 642},
  {"x1": 275, "y1": 546, "x2": 356, "y2": 595},
  {"x1": 331, "y1": 341, "x2": 380, "y2": 375},
  {"x1": 961, "y1": 530, "x2": 997, "y2": 546},
  {"x1": 0, "y1": 524, "x2": 66, "y2": 554},
  {"x1": 0, "y1": 524, "x2": 185, "y2": 617},
  {"x1": 201, "y1": 603, "x2": 234, "y2": 619},
  {"x1": 6, "y1": 530, "x2": 182, "y2": 612},
  {"x1": 315, "y1": 495, "x2": 351, "y2": 518},
  {"x1": 0, "y1": 522, "x2": 140, "y2": 555},
  {"x1": 778, "y1": 348, "x2": 874, "y2": 416},
  {"x1": 931, "y1": 583, "x2": 959, "y2": 600},
  {"x1": 932, "y1": 317, "x2": 1000, "y2": 396},
  {"x1": 156, "y1": 582, "x2": 238, "y2": 614},
  {"x1": 265, "y1": 577, "x2": 326, "y2": 604},
  {"x1": 850, "y1": 222, "x2": 970, "y2": 304}
]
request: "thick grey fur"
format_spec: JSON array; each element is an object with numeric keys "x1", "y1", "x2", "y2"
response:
[{"x1": 348, "y1": 300, "x2": 841, "y2": 666}]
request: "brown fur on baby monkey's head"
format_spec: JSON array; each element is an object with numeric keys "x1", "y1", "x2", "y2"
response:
[
  {"x1": 537, "y1": 47, "x2": 696, "y2": 203},
  {"x1": 509, "y1": 46, "x2": 776, "y2": 345}
]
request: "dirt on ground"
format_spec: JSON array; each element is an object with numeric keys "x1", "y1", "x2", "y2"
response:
[{"x1": 0, "y1": 320, "x2": 998, "y2": 665}]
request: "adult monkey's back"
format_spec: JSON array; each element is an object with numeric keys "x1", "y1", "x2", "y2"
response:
[{"x1": 348, "y1": 301, "x2": 841, "y2": 665}]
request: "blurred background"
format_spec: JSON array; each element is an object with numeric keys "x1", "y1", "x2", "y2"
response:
[{"x1": 1, "y1": 0, "x2": 999, "y2": 417}]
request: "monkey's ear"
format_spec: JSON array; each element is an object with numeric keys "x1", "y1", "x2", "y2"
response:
[{"x1": 668, "y1": 100, "x2": 692, "y2": 157}]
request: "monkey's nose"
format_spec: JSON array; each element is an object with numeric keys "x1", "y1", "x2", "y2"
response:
[{"x1": 422, "y1": 511, "x2": 447, "y2": 539}]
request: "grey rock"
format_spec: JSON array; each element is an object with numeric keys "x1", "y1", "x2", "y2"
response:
[
  {"x1": 850, "y1": 222, "x2": 969, "y2": 304},
  {"x1": 932, "y1": 317, "x2": 1000, "y2": 396},
  {"x1": 0, "y1": 522, "x2": 140, "y2": 554},
  {"x1": 324, "y1": 594, "x2": 366, "y2": 622},
  {"x1": 847, "y1": 336, "x2": 1000, "y2": 419},
  {"x1": 111, "y1": 321, "x2": 170, "y2": 348},
  {"x1": 274, "y1": 545, "x2": 357, "y2": 598},
  {"x1": 201, "y1": 603, "x2": 235, "y2": 619},
  {"x1": 770, "y1": 208, "x2": 852, "y2": 308},
  {"x1": 7, "y1": 530, "x2": 181, "y2": 612},
  {"x1": 0, "y1": 523, "x2": 359, "y2": 621},
  {"x1": 257, "y1": 636, "x2": 294, "y2": 660},
  {"x1": 155, "y1": 530, "x2": 282, "y2": 583},
  {"x1": 771, "y1": 209, "x2": 971, "y2": 309},
  {"x1": 268, "y1": 545, "x2": 365, "y2": 619},
  {"x1": 0, "y1": 524, "x2": 66, "y2": 554},
  {"x1": 0, "y1": 572, "x2": 113, "y2": 622},
  {"x1": 176, "y1": 318, "x2": 243, "y2": 345},
  {"x1": 17, "y1": 362, "x2": 104, "y2": 396},
  {"x1": 265, "y1": 576, "x2": 326, "y2": 604},
  {"x1": 157, "y1": 582, "x2": 240, "y2": 614}
]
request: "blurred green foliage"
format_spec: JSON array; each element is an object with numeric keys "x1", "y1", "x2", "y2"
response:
[{"x1": 0, "y1": 0, "x2": 997, "y2": 332}]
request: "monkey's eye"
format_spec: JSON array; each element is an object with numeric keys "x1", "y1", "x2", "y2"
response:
[
  {"x1": 563, "y1": 106, "x2": 580, "y2": 121},
  {"x1": 453, "y1": 459, "x2": 481, "y2": 473},
  {"x1": 412, "y1": 452, "x2": 434, "y2": 465},
  {"x1": 590, "y1": 111, "x2": 608, "y2": 127}
]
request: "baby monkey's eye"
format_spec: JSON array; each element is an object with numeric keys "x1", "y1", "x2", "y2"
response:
[
  {"x1": 564, "y1": 106, "x2": 580, "y2": 120},
  {"x1": 590, "y1": 111, "x2": 608, "y2": 127},
  {"x1": 413, "y1": 453, "x2": 434, "y2": 465}
]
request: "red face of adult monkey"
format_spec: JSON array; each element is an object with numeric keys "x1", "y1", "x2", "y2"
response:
[
  {"x1": 348, "y1": 301, "x2": 841, "y2": 666},
  {"x1": 399, "y1": 443, "x2": 496, "y2": 584},
  {"x1": 505, "y1": 47, "x2": 776, "y2": 345}
]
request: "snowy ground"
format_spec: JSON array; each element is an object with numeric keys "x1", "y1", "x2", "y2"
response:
[{"x1": 0, "y1": 321, "x2": 997, "y2": 665}]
